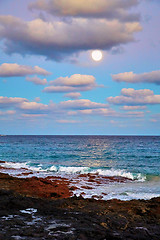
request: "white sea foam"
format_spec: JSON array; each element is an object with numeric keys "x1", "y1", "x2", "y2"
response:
[
  {"x1": 0, "y1": 161, "x2": 159, "y2": 201},
  {"x1": 58, "y1": 166, "x2": 90, "y2": 174},
  {"x1": 47, "y1": 165, "x2": 145, "y2": 181},
  {"x1": 126, "y1": 192, "x2": 160, "y2": 200},
  {"x1": 0, "y1": 161, "x2": 45, "y2": 173},
  {"x1": 0, "y1": 161, "x2": 146, "y2": 181},
  {"x1": 90, "y1": 168, "x2": 146, "y2": 181},
  {"x1": 0, "y1": 161, "x2": 29, "y2": 169},
  {"x1": 49, "y1": 165, "x2": 57, "y2": 171}
]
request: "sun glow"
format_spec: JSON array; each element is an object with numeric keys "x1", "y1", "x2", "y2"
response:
[{"x1": 91, "y1": 50, "x2": 103, "y2": 62}]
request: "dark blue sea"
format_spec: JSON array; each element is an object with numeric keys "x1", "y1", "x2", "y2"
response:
[{"x1": 0, "y1": 135, "x2": 160, "y2": 200}]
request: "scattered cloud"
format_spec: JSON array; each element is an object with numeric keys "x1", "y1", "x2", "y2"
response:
[
  {"x1": 35, "y1": 97, "x2": 41, "y2": 102},
  {"x1": 44, "y1": 74, "x2": 98, "y2": 93},
  {"x1": 70, "y1": 108, "x2": 144, "y2": 118},
  {"x1": 0, "y1": 63, "x2": 50, "y2": 77},
  {"x1": 0, "y1": 96, "x2": 109, "y2": 116},
  {"x1": 0, "y1": 96, "x2": 28, "y2": 109},
  {"x1": 107, "y1": 88, "x2": 160, "y2": 105},
  {"x1": 63, "y1": 92, "x2": 81, "y2": 99},
  {"x1": 112, "y1": 70, "x2": 160, "y2": 85},
  {"x1": 150, "y1": 119, "x2": 158, "y2": 123},
  {"x1": 26, "y1": 76, "x2": 47, "y2": 85},
  {"x1": 56, "y1": 119, "x2": 79, "y2": 123},
  {"x1": 0, "y1": 15, "x2": 142, "y2": 61},
  {"x1": 0, "y1": 94, "x2": 147, "y2": 121},
  {"x1": 19, "y1": 102, "x2": 50, "y2": 113},
  {"x1": 78, "y1": 108, "x2": 116, "y2": 116},
  {"x1": 0, "y1": 110, "x2": 16, "y2": 116},
  {"x1": 21, "y1": 113, "x2": 48, "y2": 118},
  {"x1": 59, "y1": 99, "x2": 109, "y2": 110},
  {"x1": 149, "y1": 113, "x2": 160, "y2": 123},
  {"x1": 29, "y1": 0, "x2": 140, "y2": 22},
  {"x1": 121, "y1": 105, "x2": 147, "y2": 110},
  {"x1": 125, "y1": 111, "x2": 144, "y2": 117}
]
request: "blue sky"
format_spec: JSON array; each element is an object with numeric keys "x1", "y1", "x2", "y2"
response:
[{"x1": 0, "y1": 0, "x2": 160, "y2": 135}]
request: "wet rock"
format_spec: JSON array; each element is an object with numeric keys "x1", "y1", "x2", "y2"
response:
[
  {"x1": 0, "y1": 174, "x2": 160, "y2": 240},
  {"x1": 0, "y1": 172, "x2": 72, "y2": 199}
]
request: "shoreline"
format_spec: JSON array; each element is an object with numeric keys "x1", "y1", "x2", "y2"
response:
[{"x1": 0, "y1": 172, "x2": 160, "y2": 239}]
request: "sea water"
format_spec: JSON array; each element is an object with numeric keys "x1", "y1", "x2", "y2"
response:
[{"x1": 0, "y1": 135, "x2": 160, "y2": 200}]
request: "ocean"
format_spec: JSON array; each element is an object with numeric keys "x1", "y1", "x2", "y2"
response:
[{"x1": 0, "y1": 135, "x2": 160, "y2": 201}]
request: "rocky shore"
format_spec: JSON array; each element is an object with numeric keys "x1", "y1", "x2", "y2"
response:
[{"x1": 0, "y1": 172, "x2": 160, "y2": 240}]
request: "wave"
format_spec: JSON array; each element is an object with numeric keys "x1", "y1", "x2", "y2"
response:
[
  {"x1": 49, "y1": 165, "x2": 146, "y2": 181},
  {"x1": 0, "y1": 161, "x2": 146, "y2": 181},
  {"x1": 0, "y1": 161, "x2": 44, "y2": 172},
  {"x1": 0, "y1": 161, "x2": 160, "y2": 201}
]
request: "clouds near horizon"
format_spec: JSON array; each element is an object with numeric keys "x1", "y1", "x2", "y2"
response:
[{"x1": 108, "y1": 88, "x2": 160, "y2": 105}]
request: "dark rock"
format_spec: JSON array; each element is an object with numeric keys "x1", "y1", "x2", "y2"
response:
[{"x1": 0, "y1": 174, "x2": 160, "y2": 240}]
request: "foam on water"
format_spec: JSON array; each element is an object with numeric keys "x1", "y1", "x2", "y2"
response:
[
  {"x1": 0, "y1": 161, "x2": 29, "y2": 169},
  {"x1": 58, "y1": 166, "x2": 90, "y2": 174},
  {"x1": 2, "y1": 161, "x2": 158, "y2": 201},
  {"x1": 0, "y1": 161, "x2": 146, "y2": 181}
]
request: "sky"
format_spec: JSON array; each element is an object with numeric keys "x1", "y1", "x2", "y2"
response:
[{"x1": 0, "y1": 0, "x2": 160, "y2": 135}]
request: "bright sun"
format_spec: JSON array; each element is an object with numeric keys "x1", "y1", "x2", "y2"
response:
[{"x1": 91, "y1": 50, "x2": 103, "y2": 62}]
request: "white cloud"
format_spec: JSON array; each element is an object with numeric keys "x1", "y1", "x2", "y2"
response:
[
  {"x1": 64, "y1": 92, "x2": 81, "y2": 99},
  {"x1": 21, "y1": 114, "x2": 48, "y2": 118},
  {"x1": 59, "y1": 99, "x2": 109, "y2": 110},
  {"x1": 49, "y1": 74, "x2": 95, "y2": 87},
  {"x1": 19, "y1": 102, "x2": 50, "y2": 113},
  {"x1": 0, "y1": 15, "x2": 142, "y2": 61},
  {"x1": 0, "y1": 96, "x2": 28, "y2": 108},
  {"x1": 26, "y1": 76, "x2": 47, "y2": 85},
  {"x1": 56, "y1": 119, "x2": 79, "y2": 123},
  {"x1": 112, "y1": 70, "x2": 160, "y2": 85},
  {"x1": 121, "y1": 88, "x2": 153, "y2": 97},
  {"x1": 29, "y1": 0, "x2": 139, "y2": 22},
  {"x1": 44, "y1": 74, "x2": 97, "y2": 93},
  {"x1": 35, "y1": 97, "x2": 41, "y2": 102},
  {"x1": 78, "y1": 108, "x2": 116, "y2": 116},
  {"x1": 107, "y1": 88, "x2": 160, "y2": 105},
  {"x1": 0, "y1": 95, "x2": 147, "y2": 121},
  {"x1": 0, "y1": 63, "x2": 50, "y2": 77},
  {"x1": 121, "y1": 106, "x2": 147, "y2": 110},
  {"x1": 0, "y1": 110, "x2": 16, "y2": 116}
]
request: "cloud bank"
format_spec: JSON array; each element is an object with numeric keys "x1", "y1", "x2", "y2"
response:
[
  {"x1": 0, "y1": 95, "x2": 146, "y2": 120},
  {"x1": 0, "y1": 15, "x2": 141, "y2": 61},
  {"x1": 29, "y1": 0, "x2": 139, "y2": 22}
]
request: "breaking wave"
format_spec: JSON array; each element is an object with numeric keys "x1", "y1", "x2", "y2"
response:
[{"x1": 0, "y1": 161, "x2": 146, "y2": 181}]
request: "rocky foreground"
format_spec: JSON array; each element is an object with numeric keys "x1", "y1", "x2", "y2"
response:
[{"x1": 0, "y1": 172, "x2": 160, "y2": 240}]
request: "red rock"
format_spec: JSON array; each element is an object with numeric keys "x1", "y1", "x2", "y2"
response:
[{"x1": 0, "y1": 172, "x2": 72, "y2": 199}]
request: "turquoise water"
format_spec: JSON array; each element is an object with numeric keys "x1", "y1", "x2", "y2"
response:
[{"x1": 0, "y1": 135, "x2": 160, "y2": 200}]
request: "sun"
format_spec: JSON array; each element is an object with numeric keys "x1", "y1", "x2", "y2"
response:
[{"x1": 91, "y1": 50, "x2": 103, "y2": 62}]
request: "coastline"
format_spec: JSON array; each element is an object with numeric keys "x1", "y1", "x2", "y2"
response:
[{"x1": 0, "y1": 172, "x2": 160, "y2": 240}]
